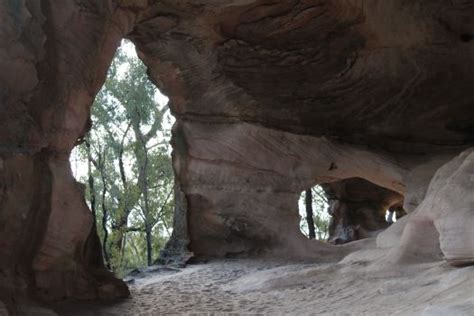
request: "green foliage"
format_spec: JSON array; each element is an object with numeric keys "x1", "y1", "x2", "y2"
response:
[
  {"x1": 299, "y1": 186, "x2": 330, "y2": 241},
  {"x1": 74, "y1": 40, "x2": 174, "y2": 276}
]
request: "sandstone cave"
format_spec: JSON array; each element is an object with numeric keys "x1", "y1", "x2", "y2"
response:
[
  {"x1": 0, "y1": 1, "x2": 473, "y2": 315},
  {"x1": 300, "y1": 178, "x2": 407, "y2": 245}
]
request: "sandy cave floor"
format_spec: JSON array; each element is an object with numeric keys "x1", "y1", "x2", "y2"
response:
[{"x1": 53, "y1": 258, "x2": 474, "y2": 315}]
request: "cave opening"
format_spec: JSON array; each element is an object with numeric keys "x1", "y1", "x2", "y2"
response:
[
  {"x1": 299, "y1": 178, "x2": 406, "y2": 245},
  {"x1": 69, "y1": 39, "x2": 175, "y2": 277},
  {"x1": 298, "y1": 185, "x2": 330, "y2": 241}
]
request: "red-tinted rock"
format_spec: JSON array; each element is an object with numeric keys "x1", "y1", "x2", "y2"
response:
[{"x1": 0, "y1": 0, "x2": 473, "y2": 308}]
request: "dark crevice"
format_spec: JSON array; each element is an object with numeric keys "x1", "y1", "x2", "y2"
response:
[{"x1": 460, "y1": 33, "x2": 473, "y2": 42}]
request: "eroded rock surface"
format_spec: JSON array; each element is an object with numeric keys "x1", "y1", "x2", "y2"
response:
[
  {"x1": 0, "y1": 0, "x2": 145, "y2": 307},
  {"x1": 381, "y1": 149, "x2": 474, "y2": 266},
  {"x1": 321, "y1": 177, "x2": 404, "y2": 244},
  {"x1": 0, "y1": 0, "x2": 473, "y2": 310},
  {"x1": 134, "y1": 0, "x2": 473, "y2": 262}
]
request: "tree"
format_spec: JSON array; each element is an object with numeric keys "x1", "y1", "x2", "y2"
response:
[
  {"x1": 305, "y1": 189, "x2": 316, "y2": 239},
  {"x1": 299, "y1": 186, "x2": 329, "y2": 241},
  {"x1": 74, "y1": 40, "x2": 174, "y2": 275}
]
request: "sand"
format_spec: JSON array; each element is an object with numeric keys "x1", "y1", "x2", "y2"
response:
[{"x1": 52, "y1": 257, "x2": 474, "y2": 316}]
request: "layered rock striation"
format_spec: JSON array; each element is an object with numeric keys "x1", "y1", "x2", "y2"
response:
[{"x1": 0, "y1": 0, "x2": 473, "y2": 308}]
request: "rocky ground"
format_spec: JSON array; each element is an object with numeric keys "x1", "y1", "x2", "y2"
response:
[{"x1": 50, "y1": 258, "x2": 474, "y2": 315}]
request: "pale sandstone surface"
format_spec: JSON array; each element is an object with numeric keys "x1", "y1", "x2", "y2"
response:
[
  {"x1": 373, "y1": 149, "x2": 474, "y2": 267},
  {"x1": 52, "y1": 259, "x2": 474, "y2": 316}
]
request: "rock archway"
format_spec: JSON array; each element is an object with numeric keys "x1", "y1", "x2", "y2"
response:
[
  {"x1": 0, "y1": 0, "x2": 473, "y2": 311},
  {"x1": 321, "y1": 177, "x2": 404, "y2": 245}
]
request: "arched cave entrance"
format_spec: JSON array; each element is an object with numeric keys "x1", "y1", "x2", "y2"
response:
[
  {"x1": 70, "y1": 39, "x2": 175, "y2": 276},
  {"x1": 299, "y1": 178, "x2": 406, "y2": 245}
]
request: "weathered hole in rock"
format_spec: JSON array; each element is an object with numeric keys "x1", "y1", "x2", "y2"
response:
[
  {"x1": 69, "y1": 40, "x2": 175, "y2": 277},
  {"x1": 310, "y1": 177, "x2": 406, "y2": 245},
  {"x1": 298, "y1": 185, "x2": 329, "y2": 240}
]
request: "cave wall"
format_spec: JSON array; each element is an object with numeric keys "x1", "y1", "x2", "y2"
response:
[
  {"x1": 130, "y1": 0, "x2": 473, "y2": 260},
  {"x1": 0, "y1": 0, "x2": 473, "y2": 306},
  {"x1": 133, "y1": 0, "x2": 474, "y2": 149},
  {"x1": 377, "y1": 148, "x2": 474, "y2": 266},
  {"x1": 168, "y1": 121, "x2": 406, "y2": 258},
  {"x1": 0, "y1": 0, "x2": 149, "y2": 305}
]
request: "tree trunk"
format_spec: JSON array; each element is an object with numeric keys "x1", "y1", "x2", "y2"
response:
[
  {"x1": 85, "y1": 141, "x2": 97, "y2": 220},
  {"x1": 101, "y1": 178, "x2": 111, "y2": 269},
  {"x1": 146, "y1": 225, "x2": 153, "y2": 266},
  {"x1": 112, "y1": 122, "x2": 133, "y2": 256},
  {"x1": 133, "y1": 118, "x2": 154, "y2": 266},
  {"x1": 86, "y1": 140, "x2": 111, "y2": 269},
  {"x1": 305, "y1": 189, "x2": 316, "y2": 239},
  {"x1": 98, "y1": 151, "x2": 111, "y2": 269}
]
